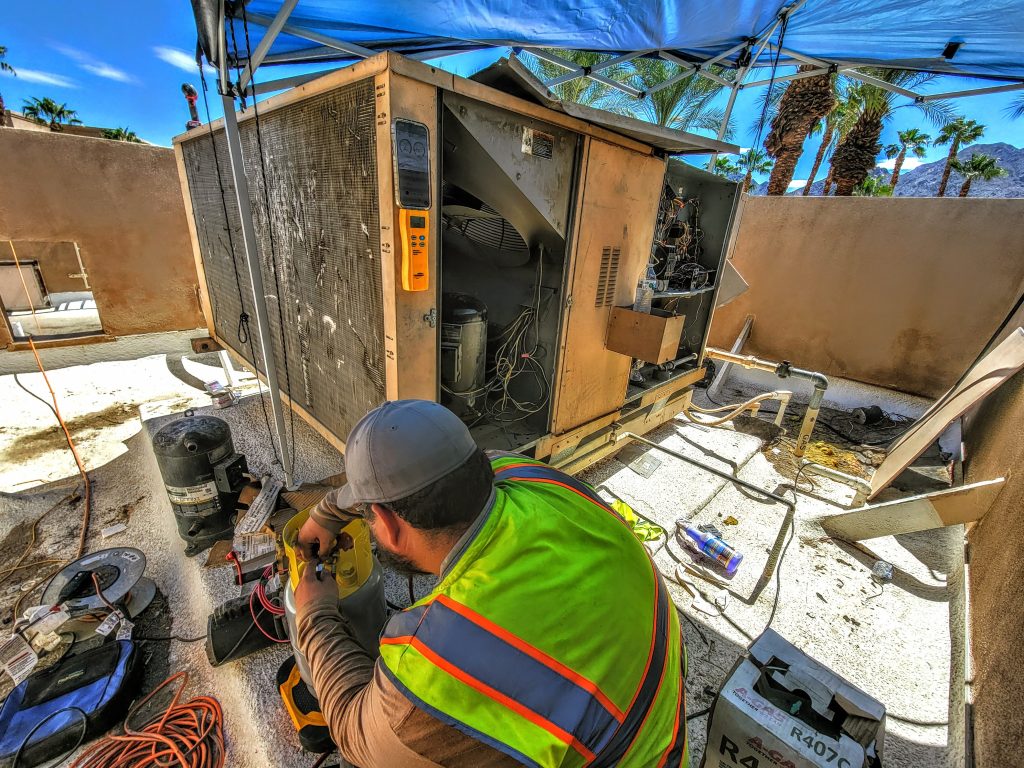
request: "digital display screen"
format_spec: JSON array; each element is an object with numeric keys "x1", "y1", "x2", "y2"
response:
[{"x1": 410, "y1": 215, "x2": 426, "y2": 228}]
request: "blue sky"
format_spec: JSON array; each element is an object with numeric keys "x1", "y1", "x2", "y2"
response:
[{"x1": 2, "y1": 1, "x2": 1021, "y2": 187}]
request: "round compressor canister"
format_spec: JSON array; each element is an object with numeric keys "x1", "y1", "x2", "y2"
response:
[{"x1": 152, "y1": 411, "x2": 248, "y2": 556}]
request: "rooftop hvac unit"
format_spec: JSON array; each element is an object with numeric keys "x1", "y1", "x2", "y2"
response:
[{"x1": 174, "y1": 53, "x2": 740, "y2": 468}]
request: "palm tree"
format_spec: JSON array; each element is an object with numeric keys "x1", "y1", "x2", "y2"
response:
[
  {"x1": 1006, "y1": 94, "x2": 1024, "y2": 120},
  {"x1": 935, "y1": 117, "x2": 986, "y2": 196},
  {"x1": 0, "y1": 45, "x2": 15, "y2": 125},
  {"x1": 740, "y1": 149, "x2": 773, "y2": 193},
  {"x1": 102, "y1": 126, "x2": 142, "y2": 143},
  {"x1": 812, "y1": 88, "x2": 862, "y2": 195},
  {"x1": 830, "y1": 69, "x2": 955, "y2": 196},
  {"x1": 712, "y1": 156, "x2": 742, "y2": 181},
  {"x1": 852, "y1": 175, "x2": 893, "y2": 197},
  {"x1": 884, "y1": 128, "x2": 930, "y2": 190},
  {"x1": 521, "y1": 49, "x2": 625, "y2": 107},
  {"x1": 948, "y1": 153, "x2": 1007, "y2": 197},
  {"x1": 805, "y1": 92, "x2": 860, "y2": 195},
  {"x1": 612, "y1": 58, "x2": 732, "y2": 134},
  {"x1": 763, "y1": 66, "x2": 836, "y2": 195},
  {"x1": 22, "y1": 97, "x2": 82, "y2": 131}
]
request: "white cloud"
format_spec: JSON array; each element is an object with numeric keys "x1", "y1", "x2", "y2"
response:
[
  {"x1": 81, "y1": 62, "x2": 136, "y2": 83},
  {"x1": 52, "y1": 44, "x2": 137, "y2": 84},
  {"x1": 154, "y1": 46, "x2": 197, "y2": 73},
  {"x1": 878, "y1": 157, "x2": 923, "y2": 172},
  {"x1": 787, "y1": 179, "x2": 808, "y2": 189},
  {"x1": 1, "y1": 68, "x2": 77, "y2": 88}
]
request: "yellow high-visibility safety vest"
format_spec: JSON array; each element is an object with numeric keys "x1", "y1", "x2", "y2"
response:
[{"x1": 379, "y1": 454, "x2": 688, "y2": 768}]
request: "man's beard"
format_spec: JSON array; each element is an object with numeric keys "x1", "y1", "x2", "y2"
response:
[{"x1": 374, "y1": 542, "x2": 428, "y2": 577}]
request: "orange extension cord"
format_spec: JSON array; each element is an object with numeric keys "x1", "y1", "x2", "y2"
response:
[
  {"x1": 26, "y1": 335, "x2": 92, "y2": 559},
  {"x1": 8, "y1": 240, "x2": 92, "y2": 558},
  {"x1": 70, "y1": 672, "x2": 225, "y2": 768}
]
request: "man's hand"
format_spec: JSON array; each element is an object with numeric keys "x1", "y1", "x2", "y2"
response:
[
  {"x1": 297, "y1": 516, "x2": 339, "y2": 561},
  {"x1": 294, "y1": 558, "x2": 339, "y2": 611}
]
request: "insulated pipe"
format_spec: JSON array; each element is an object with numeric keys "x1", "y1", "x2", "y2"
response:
[
  {"x1": 221, "y1": 95, "x2": 294, "y2": 487},
  {"x1": 689, "y1": 390, "x2": 792, "y2": 427},
  {"x1": 684, "y1": 391, "x2": 772, "y2": 427},
  {"x1": 705, "y1": 348, "x2": 829, "y2": 458},
  {"x1": 614, "y1": 432, "x2": 795, "y2": 605}
]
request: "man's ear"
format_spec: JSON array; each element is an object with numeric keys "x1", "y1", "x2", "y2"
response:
[{"x1": 370, "y1": 503, "x2": 403, "y2": 550}]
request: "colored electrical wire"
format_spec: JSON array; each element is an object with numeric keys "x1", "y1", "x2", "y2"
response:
[
  {"x1": 255, "y1": 567, "x2": 285, "y2": 616},
  {"x1": 248, "y1": 585, "x2": 288, "y2": 643},
  {"x1": 70, "y1": 672, "x2": 225, "y2": 768},
  {"x1": 225, "y1": 550, "x2": 244, "y2": 586}
]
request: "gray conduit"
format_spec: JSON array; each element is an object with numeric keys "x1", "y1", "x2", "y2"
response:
[{"x1": 614, "y1": 432, "x2": 795, "y2": 606}]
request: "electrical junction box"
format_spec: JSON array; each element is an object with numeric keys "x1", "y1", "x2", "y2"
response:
[
  {"x1": 702, "y1": 629, "x2": 885, "y2": 768},
  {"x1": 606, "y1": 307, "x2": 686, "y2": 364}
]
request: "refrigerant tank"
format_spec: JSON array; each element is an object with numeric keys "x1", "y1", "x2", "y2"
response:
[
  {"x1": 282, "y1": 510, "x2": 387, "y2": 687},
  {"x1": 151, "y1": 410, "x2": 248, "y2": 556},
  {"x1": 441, "y1": 293, "x2": 488, "y2": 409}
]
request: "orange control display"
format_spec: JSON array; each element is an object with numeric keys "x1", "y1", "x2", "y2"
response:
[{"x1": 398, "y1": 209, "x2": 430, "y2": 292}]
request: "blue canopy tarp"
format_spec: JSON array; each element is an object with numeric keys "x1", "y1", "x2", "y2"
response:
[{"x1": 193, "y1": 0, "x2": 1024, "y2": 82}]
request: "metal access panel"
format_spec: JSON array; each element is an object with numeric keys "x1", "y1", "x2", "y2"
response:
[{"x1": 178, "y1": 77, "x2": 387, "y2": 441}]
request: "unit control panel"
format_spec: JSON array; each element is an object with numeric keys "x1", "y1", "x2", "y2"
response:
[{"x1": 393, "y1": 118, "x2": 431, "y2": 291}]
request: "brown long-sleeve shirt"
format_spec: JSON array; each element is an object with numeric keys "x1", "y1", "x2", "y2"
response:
[
  {"x1": 296, "y1": 591, "x2": 520, "y2": 767},
  {"x1": 297, "y1": 489, "x2": 519, "y2": 767}
]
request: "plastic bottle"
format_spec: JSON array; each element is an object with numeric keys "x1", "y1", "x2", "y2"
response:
[
  {"x1": 682, "y1": 525, "x2": 744, "y2": 574},
  {"x1": 633, "y1": 265, "x2": 657, "y2": 314}
]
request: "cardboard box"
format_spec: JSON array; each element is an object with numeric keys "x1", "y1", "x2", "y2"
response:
[
  {"x1": 702, "y1": 629, "x2": 885, "y2": 768},
  {"x1": 605, "y1": 307, "x2": 686, "y2": 364}
]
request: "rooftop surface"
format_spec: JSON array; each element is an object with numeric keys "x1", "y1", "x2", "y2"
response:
[{"x1": 0, "y1": 354, "x2": 965, "y2": 766}]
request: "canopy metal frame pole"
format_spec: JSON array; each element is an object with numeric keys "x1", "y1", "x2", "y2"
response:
[
  {"x1": 920, "y1": 81, "x2": 1024, "y2": 101},
  {"x1": 245, "y1": 12, "x2": 377, "y2": 59},
  {"x1": 543, "y1": 49, "x2": 654, "y2": 88},
  {"x1": 704, "y1": 0, "x2": 804, "y2": 170},
  {"x1": 238, "y1": 0, "x2": 300, "y2": 91},
  {"x1": 740, "y1": 66, "x2": 829, "y2": 90},
  {"x1": 526, "y1": 47, "x2": 642, "y2": 97},
  {"x1": 245, "y1": 68, "x2": 344, "y2": 97},
  {"x1": 219, "y1": 92, "x2": 295, "y2": 487}
]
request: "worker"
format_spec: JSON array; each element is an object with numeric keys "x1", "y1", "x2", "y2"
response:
[{"x1": 294, "y1": 399, "x2": 686, "y2": 768}]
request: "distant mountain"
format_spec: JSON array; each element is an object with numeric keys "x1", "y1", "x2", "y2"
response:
[
  {"x1": 891, "y1": 142, "x2": 1023, "y2": 198},
  {"x1": 748, "y1": 142, "x2": 1024, "y2": 198}
]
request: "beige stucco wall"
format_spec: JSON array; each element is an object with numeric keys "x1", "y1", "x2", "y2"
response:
[
  {"x1": 0, "y1": 129, "x2": 203, "y2": 343},
  {"x1": 710, "y1": 196, "x2": 1024, "y2": 398},
  {"x1": 961, "y1": 302, "x2": 1024, "y2": 767}
]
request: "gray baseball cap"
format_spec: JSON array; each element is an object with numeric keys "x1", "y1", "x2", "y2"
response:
[{"x1": 333, "y1": 399, "x2": 479, "y2": 510}]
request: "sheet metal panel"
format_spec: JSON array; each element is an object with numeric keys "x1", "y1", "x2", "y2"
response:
[{"x1": 181, "y1": 77, "x2": 385, "y2": 441}]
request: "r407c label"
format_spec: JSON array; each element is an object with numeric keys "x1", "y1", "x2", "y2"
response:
[{"x1": 715, "y1": 730, "x2": 852, "y2": 768}]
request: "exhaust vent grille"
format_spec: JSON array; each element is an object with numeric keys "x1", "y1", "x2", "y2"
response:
[{"x1": 595, "y1": 246, "x2": 621, "y2": 307}]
